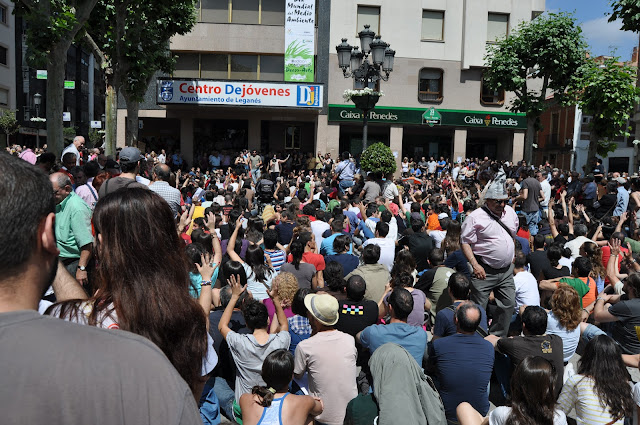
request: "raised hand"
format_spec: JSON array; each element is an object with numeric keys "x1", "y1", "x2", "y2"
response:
[
  {"x1": 228, "y1": 274, "x2": 246, "y2": 297},
  {"x1": 195, "y1": 253, "x2": 215, "y2": 281}
]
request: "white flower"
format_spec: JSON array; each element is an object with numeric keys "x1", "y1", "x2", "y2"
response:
[
  {"x1": 30, "y1": 117, "x2": 46, "y2": 122},
  {"x1": 343, "y1": 88, "x2": 385, "y2": 102},
  {"x1": 633, "y1": 139, "x2": 640, "y2": 146},
  {"x1": 532, "y1": 143, "x2": 538, "y2": 149}
]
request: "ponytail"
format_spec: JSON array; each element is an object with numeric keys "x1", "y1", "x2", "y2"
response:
[{"x1": 251, "y1": 386, "x2": 276, "y2": 407}]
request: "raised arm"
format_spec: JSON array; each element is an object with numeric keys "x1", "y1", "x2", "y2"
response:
[
  {"x1": 218, "y1": 274, "x2": 247, "y2": 339},
  {"x1": 52, "y1": 261, "x2": 89, "y2": 301},
  {"x1": 548, "y1": 199, "x2": 559, "y2": 239},
  {"x1": 226, "y1": 219, "x2": 244, "y2": 263},
  {"x1": 267, "y1": 282, "x2": 288, "y2": 332}
]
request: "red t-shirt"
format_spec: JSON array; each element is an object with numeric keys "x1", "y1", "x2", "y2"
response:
[
  {"x1": 601, "y1": 246, "x2": 627, "y2": 284},
  {"x1": 287, "y1": 251, "x2": 326, "y2": 271}
]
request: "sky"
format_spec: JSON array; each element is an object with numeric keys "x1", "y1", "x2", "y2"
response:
[{"x1": 546, "y1": 0, "x2": 638, "y2": 59}]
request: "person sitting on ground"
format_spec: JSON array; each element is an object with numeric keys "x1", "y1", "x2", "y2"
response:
[
  {"x1": 357, "y1": 287, "x2": 427, "y2": 366},
  {"x1": 346, "y1": 244, "x2": 390, "y2": 303},
  {"x1": 335, "y1": 275, "x2": 379, "y2": 338},
  {"x1": 239, "y1": 349, "x2": 323, "y2": 425},
  {"x1": 432, "y1": 273, "x2": 488, "y2": 340},
  {"x1": 280, "y1": 240, "x2": 318, "y2": 290},
  {"x1": 414, "y1": 248, "x2": 456, "y2": 321},
  {"x1": 380, "y1": 271, "x2": 429, "y2": 328},
  {"x1": 324, "y1": 234, "x2": 360, "y2": 276},
  {"x1": 361, "y1": 221, "x2": 395, "y2": 271},
  {"x1": 545, "y1": 284, "x2": 582, "y2": 365},
  {"x1": 540, "y1": 256, "x2": 595, "y2": 309},
  {"x1": 457, "y1": 356, "x2": 567, "y2": 425},
  {"x1": 264, "y1": 272, "x2": 298, "y2": 329}
]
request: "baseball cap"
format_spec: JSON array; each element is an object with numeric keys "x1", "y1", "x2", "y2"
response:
[
  {"x1": 119, "y1": 146, "x2": 143, "y2": 163},
  {"x1": 615, "y1": 177, "x2": 627, "y2": 184},
  {"x1": 304, "y1": 293, "x2": 339, "y2": 326},
  {"x1": 438, "y1": 213, "x2": 448, "y2": 220}
]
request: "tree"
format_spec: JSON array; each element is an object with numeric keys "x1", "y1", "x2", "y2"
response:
[
  {"x1": 360, "y1": 142, "x2": 396, "y2": 175},
  {"x1": 484, "y1": 12, "x2": 587, "y2": 163},
  {"x1": 571, "y1": 57, "x2": 640, "y2": 167},
  {"x1": 85, "y1": 0, "x2": 197, "y2": 149},
  {"x1": 0, "y1": 110, "x2": 20, "y2": 145},
  {"x1": 14, "y1": 0, "x2": 99, "y2": 157}
]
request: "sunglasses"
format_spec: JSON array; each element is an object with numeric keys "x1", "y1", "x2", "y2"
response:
[{"x1": 489, "y1": 199, "x2": 507, "y2": 205}]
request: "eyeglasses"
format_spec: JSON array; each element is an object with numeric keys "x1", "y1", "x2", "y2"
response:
[{"x1": 488, "y1": 199, "x2": 507, "y2": 205}]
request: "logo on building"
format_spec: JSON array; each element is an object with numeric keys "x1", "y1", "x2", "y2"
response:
[
  {"x1": 485, "y1": 115, "x2": 491, "y2": 126},
  {"x1": 160, "y1": 81, "x2": 173, "y2": 102},
  {"x1": 297, "y1": 85, "x2": 320, "y2": 106},
  {"x1": 422, "y1": 107, "x2": 442, "y2": 127}
]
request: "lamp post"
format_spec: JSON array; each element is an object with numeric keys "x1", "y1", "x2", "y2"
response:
[
  {"x1": 336, "y1": 25, "x2": 395, "y2": 150},
  {"x1": 33, "y1": 93, "x2": 42, "y2": 148}
]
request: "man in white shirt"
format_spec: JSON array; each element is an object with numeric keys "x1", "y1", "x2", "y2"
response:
[
  {"x1": 428, "y1": 214, "x2": 450, "y2": 248},
  {"x1": 452, "y1": 164, "x2": 461, "y2": 182},
  {"x1": 363, "y1": 222, "x2": 395, "y2": 271},
  {"x1": 157, "y1": 149, "x2": 166, "y2": 164},
  {"x1": 427, "y1": 156, "x2": 437, "y2": 176},
  {"x1": 513, "y1": 251, "x2": 540, "y2": 311},
  {"x1": 564, "y1": 224, "x2": 594, "y2": 260},
  {"x1": 538, "y1": 171, "x2": 551, "y2": 218},
  {"x1": 61, "y1": 136, "x2": 85, "y2": 166}
]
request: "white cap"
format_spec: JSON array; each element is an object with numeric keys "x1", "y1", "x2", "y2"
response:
[{"x1": 484, "y1": 168, "x2": 509, "y2": 200}]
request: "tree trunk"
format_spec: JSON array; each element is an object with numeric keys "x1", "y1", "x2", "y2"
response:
[
  {"x1": 525, "y1": 116, "x2": 536, "y2": 164},
  {"x1": 104, "y1": 76, "x2": 117, "y2": 157},
  {"x1": 46, "y1": 41, "x2": 72, "y2": 157},
  {"x1": 586, "y1": 130, "x2": 599, "y2": 174},
  {"x1": 124, "y1": 95, "x2": 139, "y2": 147},
  {"x1": 633, "y1": 33, "x2": 640, "y2": 174}
]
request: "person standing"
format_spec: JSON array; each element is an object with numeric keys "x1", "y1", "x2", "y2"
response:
[
  {"x1": 461, "y1": 168, "x2": 518, "y2": 337},
  {"x1": 516, "y1": 169, "x2": 544, "y2": 236},
  {"x1": 149, "y1": 164, "x2": 182, "y2": 218},
  {"x1": 61, "y1": 135, "x2": 85, "y2": 166},
  {"x1": 335, "y1": 152, "x2": 356, "y2": 194},
  {"x1": 538, "y1": 170, "x2": 551, "y2": 219},
  {"x1": 249, "y1": 150, "x2": 262, "y2": 184}
]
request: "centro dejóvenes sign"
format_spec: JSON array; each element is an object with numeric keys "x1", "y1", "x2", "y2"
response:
[
  {"x1": 328, "y1": 105, "x2": 526, "y2": 129},
  {"x1": 157, "y1": 79, "x2": 323, "y2": 108}
]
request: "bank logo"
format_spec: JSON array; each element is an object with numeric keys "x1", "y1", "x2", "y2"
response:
[
  {"x1": 160, "y1": 81, "x2": 173, "y2": 102},
  {"x1": 485, "y1": 115, "x2": 491, "y2": 126},
  {"x1": 297, "y1": 85, "x2": 320, "y2": 107}
]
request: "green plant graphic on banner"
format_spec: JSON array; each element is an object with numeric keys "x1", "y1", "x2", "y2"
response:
[{"x1": 285, "y1": 0, "x2": 315, "y2": 82}]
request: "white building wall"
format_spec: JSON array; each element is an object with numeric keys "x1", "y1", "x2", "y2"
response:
[{"x1": 0, "y1": 0, "x2": 16, "y2": 111}]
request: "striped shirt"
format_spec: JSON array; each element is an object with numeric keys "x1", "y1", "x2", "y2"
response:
[
  {"x1": 558, "y1": 374, "x2": 624, "y2": 425},
  {"x1": 265, "y1": 249, "x2": 286, "y2": 273}
]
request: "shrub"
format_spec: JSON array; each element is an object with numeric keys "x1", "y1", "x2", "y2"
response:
[{"x1": 360, "y1": 142, "x2": 396, "y2": 176}]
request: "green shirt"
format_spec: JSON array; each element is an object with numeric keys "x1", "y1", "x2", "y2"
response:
[
  {"x1": 55, "y1": 191, "x2": 94, "y2": 259},
  {"x1": 559, "y1": 277, "x2": 590, "y2": 308},
  {"x1": 625, "y1": 237, "x2": 640, "y2": 253}
]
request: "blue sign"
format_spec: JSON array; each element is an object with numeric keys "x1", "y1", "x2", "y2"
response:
[
  {"x1": 297, "y1": 85, "x2": 320, "y2": 107},
  {"x1": 160, "y1": 81, "x2": 173, "y2": 102}
]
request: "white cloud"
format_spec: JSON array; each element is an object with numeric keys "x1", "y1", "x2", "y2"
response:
[{"x1": 581, "y1": 16, "x2": 638, "y2": 58}]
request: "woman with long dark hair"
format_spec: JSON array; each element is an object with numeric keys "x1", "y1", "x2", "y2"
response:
[
  {"x1": 240, "y1": 349, "x2": 323, "y2": 425},
  {"x1": 280, "y1": 239, "x2": 317, "y2": 290},
  {"x1": 457, "y1": 356, "x2": 566, "y2": 425},
  {"x1": 558, "y1": 335, "x2": 634, "y2": 424},
  {"x1": 47, "y1": 188, "x2": 214, "y2": 397},
  {"x1": 227, "y1": 219, "x2": 275, "y2": 301}
]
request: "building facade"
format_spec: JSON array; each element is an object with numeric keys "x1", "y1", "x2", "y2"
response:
[
  {"x1": 0, "y1": 0, "x2": 16, "y2": 147},
  {"x1": 320, "y1": 0, "x2": 545, "y2": 172}
]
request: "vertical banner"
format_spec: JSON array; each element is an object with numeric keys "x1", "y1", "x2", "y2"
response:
[{"x1": 285, "y1": 0, "x2": 315, "y2": 82}]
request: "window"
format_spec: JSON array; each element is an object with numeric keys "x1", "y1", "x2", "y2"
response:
[
  {"x1": 357, "y1": 6, "x2": 380, "y2": 35},
  {"x1": 480, "y1": 78, "x2": 504, "y2": 105},
  {"x1": 421, "y1": 10, "x2": 444, "y2": 41},
  {"x1": 487, "y1": 13, "x2": 509, "y2": 42},
  {"x1": 285, "y1": 126, "x2": 301, "y2": 149},
  {"x1": 0, "y1": 45, "x2": 7, "y2": 66},
  {"x1": 173, "y1": 53, "x2": 200, "y2": 78},
  {"x1": 231, "y1": 0, "x2": 259, "y2": 24},
  {"x1": 418, "y1": 68, "x2": 443, "y2": 103},
  {"x1": 0, "y1": 4, "x2": 7, "y2": 24},
  {"x1": 531, "y1": 11, "x2": 542, "y2": 20},
  {"x1": 259, "y1": 55, "x2": 284, "y2": 81},
  {"x1": 201, "y1": 0, "x2": 229, "y2": 23},
  {"x1": 230, "y1": 54, "x2": 258, "y2": 80},
  {"x1": 201, "y1": 54, "x2": 229, "y2": 79},
  {"x1": 0, "y1": 88, "x2": 8, "y2": 106},
  {"x1": 261, "y1": 0, "x2": 285, "y2": 25}
]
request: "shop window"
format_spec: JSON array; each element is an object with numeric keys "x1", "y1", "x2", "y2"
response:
[
  {"x1": 421, "y1": 10, "x2": 444, "y2": 41},
  {"x1": 230, "y1": 54, "x2": 258, "y2": 80},
  {"x1": 259, "y1": 55, "x2": 284, "y2": 81},
  {"x1": 357, "y1": 5, "x2": 380, "y2": 35},
  {"x1": 480, "y1": 78, "x2": 504, "y2": 105},
  {"x1": 202, "y1": 54, "x2": 229, "y2": 79},
  {"x1": 201, "y1": 0, "x2": 229, "y2": 23},
  {"x1": 0, "y1": 4, "x2": 7, "y2": 25},
  {"x1": 487, "y1": 13, "x2": 509, "y2": 42},
  {"x1": 231, "y1": 0, "x2": 259, "y2": 24},
  {"x1": 0, "y1": 45, "x2": 7, "y2": 66},
  {"x1": 285, "y1": 126, "x2": 301, "y2": 150},
  {"x1": 261, "y1": 0, "x2": 285, "y2": 25},
  {"x1": 0, "y1": 87, "x2": 8, "y2": 105},
  {"x1": 418, "y1": 68, "x2": 443, "y2": 103},
  {"x1": 173, "y1": 53, "x2": 200, "y2": 78}
]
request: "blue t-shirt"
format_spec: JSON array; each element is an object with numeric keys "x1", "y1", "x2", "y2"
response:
[
  {"x1": 359, "y1": 322, "x2": 427, "y2": 366},
  {"x1": 433, "y1": 301, "x2": 488, "y2": 338},
  {"x1": 325, "y1": 253, "x2": 360, "y2": 276},
  {"x1": 320, "y1": 233, "x2": 354, "y2": 256},
  {"x1": 437, "y1": 160, "x2": 446, "y2": 171},
  {"x1": 429, "y1": 333, "x2": 494, "y2": 421}
]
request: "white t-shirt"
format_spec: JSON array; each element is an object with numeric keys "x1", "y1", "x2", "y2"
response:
[
  {"x1": 311, "y1": 220, "x2": 330, "y2": 248},
  {"x1": 452, "y1": 166, "x2": 460, "y2": 181},
  {"x1": 242, "y1": 262, "x2": 275, "y2": 301},
  {"x1": 429, "y1": 230, "x2": 447, "y2": 248},
  {"x1": 386, "y1": 216, "x2": 398, "y2": 241},
  {"x1": 513, "y1": 271, "x2": 540, "y2": 311},
  {"x1": 490, "y1": 406, "x2": 567, "y2": 425},
  {"x1": 363, "y1": 237, "x2": 396, "y2": 271},
  {"x1": 382, "y1": 181, "x2": 398, "y2": 200}
]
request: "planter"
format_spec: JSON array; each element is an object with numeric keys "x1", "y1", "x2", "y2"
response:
[{"x1": 352, "y1": 93, "x2": 381, "y2": 111}]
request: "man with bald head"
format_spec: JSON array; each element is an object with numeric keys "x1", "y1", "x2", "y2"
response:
[
  {"x1": 149, "y1": 163, "x2": 182, "y2": 218},
  {"x1": 61, "y1": 136, "x2": 85, "y2": 166},
  {"x1": 49, "y1": 172, "x2": 93, "y2": 286}
]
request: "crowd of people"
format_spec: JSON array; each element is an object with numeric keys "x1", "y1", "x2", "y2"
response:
[{"x1": 3, "y1": 139, "x2": 640, "y2": 425}]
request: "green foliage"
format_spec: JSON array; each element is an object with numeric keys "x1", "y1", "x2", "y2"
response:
[
  {"x1": 484, "y1": 12, "x2": 587, "y2": 127},
  {"x1": 87, "y1": 0, "x2": 198, "y2": 101},
  {"x1": 570, "y1": 57, "x2": 640, "y2": 156},
  {"x1": 63, "y1": 126, "x2": 77, "y2": 141},
  {"x1": 360, "y1": 142, "x2": 397, "y2": 176},
  {"x1": 88, "y1": 128, "x2": 102, "y2": 146},
  {"x1": 609, "y1": 0, "x2": 640, "y2": 31},
  {"x1": 0, "y1": 110, "x2": 20, "y2": 136}
]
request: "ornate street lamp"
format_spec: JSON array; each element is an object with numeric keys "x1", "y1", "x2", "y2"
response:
[
  {"x1": 336, "y1": 25, "x2": 395, "y2": 150},
  {"x1": 33, "y1": 93, "x2": 42, "y2": 148}
]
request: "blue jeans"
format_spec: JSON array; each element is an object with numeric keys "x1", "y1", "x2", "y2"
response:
[
  {"x1": 212, "y1": 376, "x2": 235, "y2": 421},
  {"x1": 494, "y1": 353, "x2": 512, "y2": 399},
  {"x1": 581, "y1": 323, "x2": 609, "y2": 343},
  {"x1": 251, "y1": 168, "x2": 261, "y2": 184},
  {"x1": 339, "y1": 179, "x2": 354, "y2": 194},
  {"x1": 523, "y1": 210, "x2": 540, "y2": 236},
  {"x1": 199, "y1": 380, "x2": 221, "y2": 425}
]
